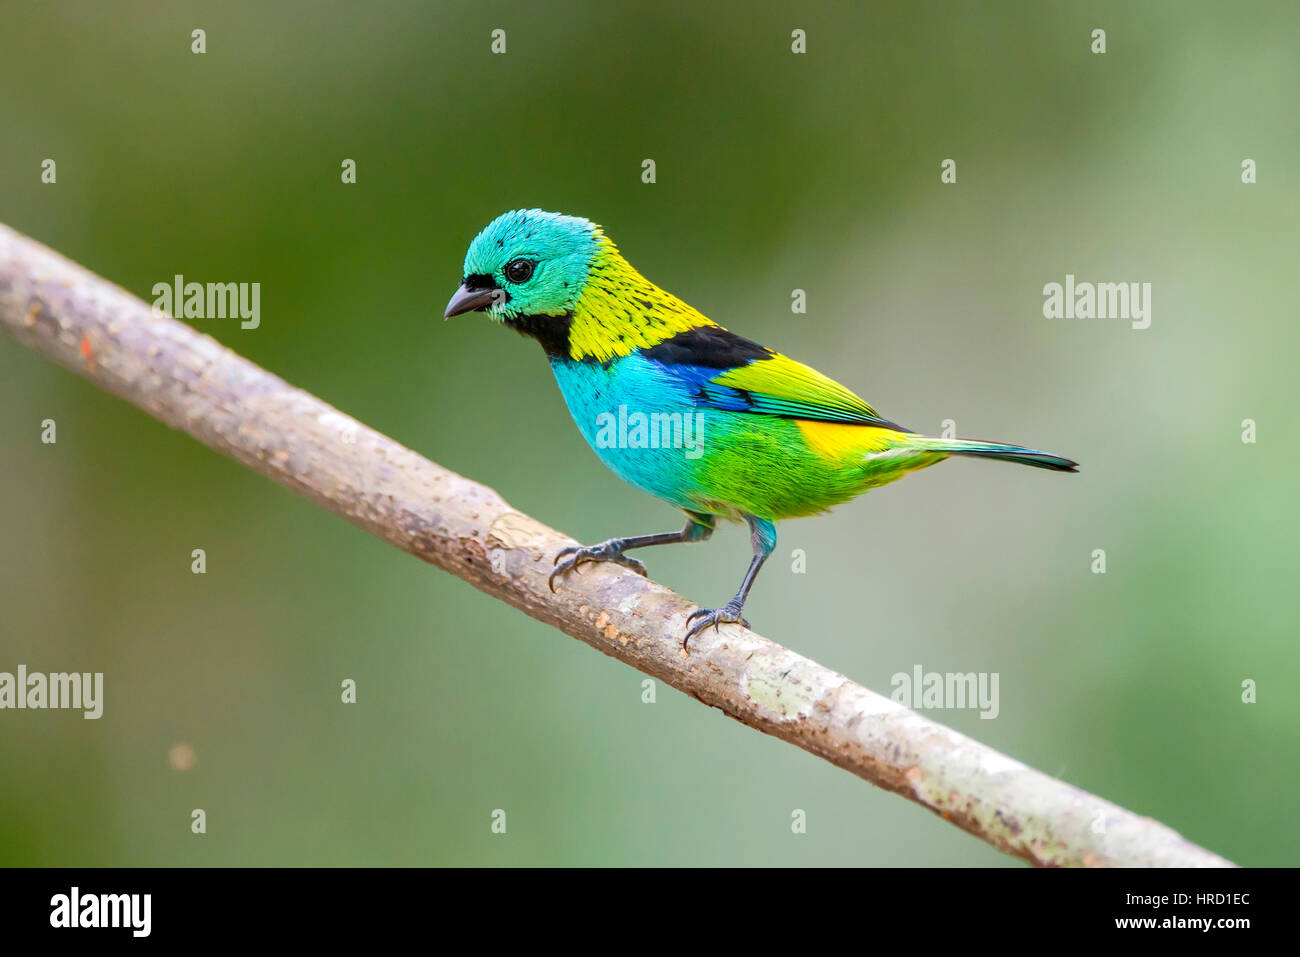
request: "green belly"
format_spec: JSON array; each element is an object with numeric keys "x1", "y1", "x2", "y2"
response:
[{"x1": 685, "y1": 414, "x2": 946, "y2": 520}]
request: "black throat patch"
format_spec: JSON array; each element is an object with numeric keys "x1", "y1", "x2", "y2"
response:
[{"x1": 504, "y1": 313, "x2": 574, "y2": 358}]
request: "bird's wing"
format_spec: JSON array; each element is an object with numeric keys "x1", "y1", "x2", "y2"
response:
[{"x1": 640, "y1": 325, "x2": 908, "y2": 430}]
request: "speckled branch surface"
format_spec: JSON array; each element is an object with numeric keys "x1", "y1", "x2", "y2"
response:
[{"x1": 0, "y1": 223, "x2": 1233, "y2": 867}]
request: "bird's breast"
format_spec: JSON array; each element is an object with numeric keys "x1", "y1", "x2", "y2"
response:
[{"x1": 546, "y1": 354, "x2": 705, "y2": 509}]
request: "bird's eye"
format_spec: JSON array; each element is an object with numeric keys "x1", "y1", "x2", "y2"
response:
[{"x1": 504, "y1": 259, "x2": 535, "y2": 284}]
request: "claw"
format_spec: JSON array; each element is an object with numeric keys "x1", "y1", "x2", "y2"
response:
[
  {"x1": 613, "y1": 554, "x2": 648, "y2": 577},
  {"x1": 682, "y1": 604, "x2": 750, "y2": 650},
  {"x1": 548, "y1": 559, "x2": 578, "y2": 592},
  {"x1": 548, "y1": 541, "x2": 648, "y2": 593}
]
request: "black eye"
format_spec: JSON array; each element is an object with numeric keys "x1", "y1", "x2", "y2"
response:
[{"x1": 504, "y1": 259, "x2": 535, "y2": 284}]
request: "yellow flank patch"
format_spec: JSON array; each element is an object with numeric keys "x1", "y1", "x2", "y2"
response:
[
  {"x1": 796, "y1": 420, "x2": 906, "y2": 462},
  {"x1": 568, "y1": 237, "x2": 712, "y2": 362}
]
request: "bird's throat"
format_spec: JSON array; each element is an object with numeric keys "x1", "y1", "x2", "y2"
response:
[{"x1": 503, "y1": 312, "x2": 575, "y2": 358}]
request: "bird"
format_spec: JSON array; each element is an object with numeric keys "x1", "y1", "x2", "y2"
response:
[{"x1": 444, "y1": 209, "x2": 1077, "y2": 647}]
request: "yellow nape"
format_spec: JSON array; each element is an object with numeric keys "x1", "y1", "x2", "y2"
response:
[
  {"x1": 567, "y1": 236, "x2": 713, "y2": 362},
  {"x1": 796, "y1": 420, "x2": 907, "y2": 462}
]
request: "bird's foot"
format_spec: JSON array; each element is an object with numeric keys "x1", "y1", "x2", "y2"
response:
[
  {"x1": 549, "y1": 540, "x2": 648, "y2": 592},
  {"x1": 683, "y1": 601, "x2": 750, "y2": 649}
]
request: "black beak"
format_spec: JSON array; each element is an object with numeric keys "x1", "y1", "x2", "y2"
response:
[{"x1": 444, "y1": 282, "x2": 503, "y2": 319}]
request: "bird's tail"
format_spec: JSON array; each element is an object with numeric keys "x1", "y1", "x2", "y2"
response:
[{"x1": 912, "y1": 436, "x2": 1079, "y2": 473}]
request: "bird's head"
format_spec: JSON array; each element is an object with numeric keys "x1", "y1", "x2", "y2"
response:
[{"x1": 444, "y1": 209, "x2": 601, "y2": 322}]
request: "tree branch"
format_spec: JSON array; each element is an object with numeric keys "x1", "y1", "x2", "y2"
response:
[{"x1": 0, "y1": 222, "x2": 1233, "y2": 867}]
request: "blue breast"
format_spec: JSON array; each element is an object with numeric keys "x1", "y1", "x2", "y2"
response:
[{"x1": 548, "y1": 354, "x2": 709, "y2": 511}]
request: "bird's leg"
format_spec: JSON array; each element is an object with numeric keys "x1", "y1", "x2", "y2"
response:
[
  {"x1": 549, "y1": 512, "x2": 714, "y2": 592},
  {"x1": 684, "y1": 516, "x2": 776, "y2": 649}
]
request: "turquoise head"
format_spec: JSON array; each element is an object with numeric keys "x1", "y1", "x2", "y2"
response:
[{"x1": 444, "y1": 209, "x2": 602, "y2": 321}]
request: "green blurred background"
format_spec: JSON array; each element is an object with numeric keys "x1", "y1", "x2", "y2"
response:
[{"x1": 2, "y1": 1, "x2": 1296, "y2": 866}]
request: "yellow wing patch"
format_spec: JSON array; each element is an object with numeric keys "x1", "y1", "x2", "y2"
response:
[
  {"x1": 796, "y1": 421, "x2": 907, "y2": 462},
  {"x1": 713, "y1": 352, "x2": 884, "y2": 422}
]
